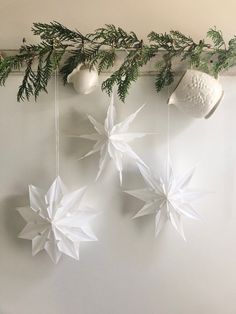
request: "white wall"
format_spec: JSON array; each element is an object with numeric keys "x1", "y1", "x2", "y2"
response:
[
  {"x1": 0, "y1": 74, "x2": 236, "y2": 314},
  {"x1": 1, "y1": 0, "x2": 236, "y2": 49},
  {"x1": 0, "y1": 1, "x2": 236, "y2": 313}
]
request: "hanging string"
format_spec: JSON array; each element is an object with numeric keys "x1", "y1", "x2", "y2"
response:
[
  {"x1": 54, "y1": 68, "x2": 60, "y2": 177},
  {"x1": 167, "y1": 86, "x2": 171, "y2": 178}
]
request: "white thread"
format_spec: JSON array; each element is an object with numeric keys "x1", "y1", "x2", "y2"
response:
[
  {"x1": 167, "y1": 87, "x2": 170, "y2": 177},
  {"x1": 54, "y1": 69, "x2": 60, "y2": 176}
]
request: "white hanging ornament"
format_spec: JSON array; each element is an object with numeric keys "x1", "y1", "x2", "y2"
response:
[
  {"x1": 168, "y1": 69, "x2": 223, "y2": 119},
  {"x1": 125, "y1": 162, "x2": 206, "y2": 240},
  {"x1": 67, "y1": 63, "x2": 99, "y2": 95},
  {"x1": 75, "y1": 95, "x2": 152, "y2": 185},
  {"x1": 17, "y1": 177, "x2": 98, "y2": 263}
]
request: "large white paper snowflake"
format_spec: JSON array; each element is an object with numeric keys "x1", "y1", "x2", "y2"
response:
[
  {"x1": 79, "y1": 95, "x2": 149, "y2": 184},
  {"x1": 17, "y1": 177, "x2": 97, "y2": 263},
  {"x1": 126, "y1": 163, "x2": 205, "y2": 240}
]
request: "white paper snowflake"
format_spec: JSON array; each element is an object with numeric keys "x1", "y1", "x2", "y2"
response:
[
  {"x1": 17, "y1": 177, "x2": 97, "y2": 263},
  {"x1": 78, "y1": 95, "x2": 150, "y2": 185},
  {"x1": 126, "y1": 162, "x2": 205, "y2": 240}
]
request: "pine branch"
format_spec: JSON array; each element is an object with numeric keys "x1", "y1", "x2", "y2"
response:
[
  {"x1": 60, "y1": 44, "x2": 100, "y2": 83},
  {"x1": 207, "y1": 27, "x2": 226, "y2": 49},
  {"x1": 1, "y1": 22, "x2": 236, "y2": 102},
  {"x1": 148, "y1": 32, "x2": 174, "y2": 50},
  {"x1": 0, "y1": 55, "x2": 25, "y2": 85},
  {"x1": 91, "y1": 24, "x2": 141, "y2": 49},
  {"x1": 17, "y1": 57, "x2": 35, "y2": 101},
  {"x1": 15, "y1": 41, "x2": 66, "y2": 101},
  {"x1": 155, "y1": 60, "x2": 174, "y2": 92},
  {"x1": 170, "y1": 30, "x2": 194, "y2": 47},
  {"x1": 32, "y1": 21, "x2": 88, "y2": 44},
  {"x1": 89, "y1": 49, "x2": 116, "y2": 73},
  {"x1": 102, "y1": 45, "x2": 155, "y2": 101},
  {"x1": 206, "y1": 28, "x2": 236, "y2": 76}
]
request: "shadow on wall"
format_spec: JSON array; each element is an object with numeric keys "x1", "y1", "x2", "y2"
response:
[
  {"x1": 0, "y1": 194, "x2": 57, "y2": 286},
  {"x1": 58, "y1": 76, "x2": 196, "y2": 186},
  {"x1": 1, "y1": 194, "x2": 27, "y2": 246}
]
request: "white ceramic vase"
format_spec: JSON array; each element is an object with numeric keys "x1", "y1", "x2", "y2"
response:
[
  {"x1": 168, "y1": 69, "x2": 224, "y2": 119},
  {"x1": 67, "y1": 64, "x2": 99, "y2": 95}
]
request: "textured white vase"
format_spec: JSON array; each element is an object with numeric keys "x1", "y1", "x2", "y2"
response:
[
  {"x1": 168, "y1": 69, "x2": 224, "y2": 119},
  {"x1": 67, "y1": 64, "x2": 99, "y2": 95}
]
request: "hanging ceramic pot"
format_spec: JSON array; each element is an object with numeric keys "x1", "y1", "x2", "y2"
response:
[
  {"x1": 67, "y1": 64, "x2": 99, "y2": 95},
  {"x1": 168, "y1": 69, "x2": 224, "y2": 119}
]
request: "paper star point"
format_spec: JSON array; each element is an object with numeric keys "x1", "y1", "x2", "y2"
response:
[
  {"x1": 78, "y1": 96, "x2": 150, "y2": 185},
  {"x1": 126, "y1": 162, "x2": 205, "y2": 240},
  {"x1": 17, "y1": 176, "x2": 98, "y2": 263}
]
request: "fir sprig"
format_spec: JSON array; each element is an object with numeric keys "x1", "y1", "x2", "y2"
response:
[
  {"x1": 15, "y1": 41, "x2": 66, "y2": 101},
  {"x1": 32, "y1": 21, "x2": 88, "y2": 44},
  {"x1": 207, "y1": 27, "x2": 226, "y2": 49},
  {"x1": 102, "y1": 45, "x2": 156, "y2": 101},
  {"x1": 155, "y1": 60, "x2": 174, "y2": 92},
  {"x1": 1, "y1": 22, "x2": 236, "y2": 102},
  {"x1": 91, "y1": 24, "x2": 141, "y2": 49}
]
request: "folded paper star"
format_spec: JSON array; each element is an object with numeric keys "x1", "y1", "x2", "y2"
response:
[
  {"x1": 126, "y1": 162, "x2": 205, "y2": 240},
  {"x1": 17, "y1": 177, "x2": 97, "y2": 263},
  {"x1": 78, "y1": 95, "x2": 150, "y2": 185}
]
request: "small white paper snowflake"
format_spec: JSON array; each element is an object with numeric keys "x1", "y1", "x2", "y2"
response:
[
  {"x1": 78, "y1": 95, "x2": 150, "y2": 185},
  {"x1": 17, "y1": 177, "x2": 97, "y2": 263},
  {"x1": 126, "y1": 162, "x2": 205, "y2": 240}
]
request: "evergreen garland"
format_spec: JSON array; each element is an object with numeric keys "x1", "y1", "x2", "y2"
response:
[{"x1": 0, "y1": 22, "x2": 236, "y2": 102}]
